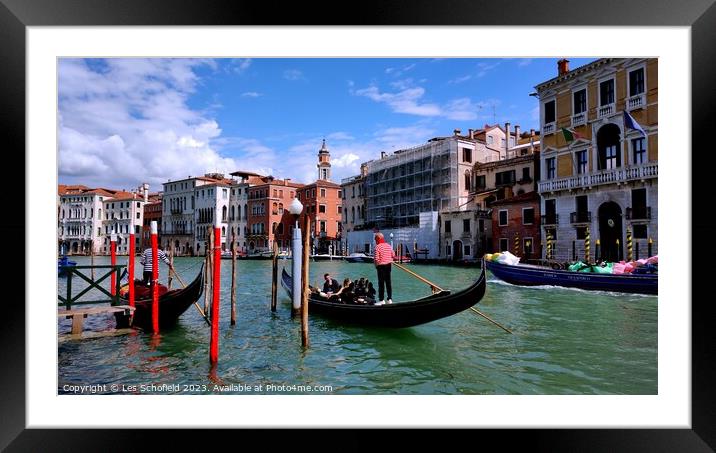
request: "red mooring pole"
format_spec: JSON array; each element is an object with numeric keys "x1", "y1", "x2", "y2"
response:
[
  {"x1": 210, "y1": 224, "x2": 221, "y2": 364},
  {"x1": 151, "y1": 221, "x2": 159, "y2": 334},
  {"x1": 128, "y1": 233, "x2": 135, "y2": 309},
  {"x1": 110, "y1": 233, "x2": 117, "y2": 296}
]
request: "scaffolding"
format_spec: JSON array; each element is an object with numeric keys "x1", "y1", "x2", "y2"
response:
[{"x1": 365, "y1": 138, "x2": 460, "y2": 228}]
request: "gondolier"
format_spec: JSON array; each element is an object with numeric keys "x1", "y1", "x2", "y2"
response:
[
  {"x1": 373, "y1": 232, "x2": 397, "y2": 305},
  {"x1": 140, "y1": 246, "x2": 173, "y2": 285}
]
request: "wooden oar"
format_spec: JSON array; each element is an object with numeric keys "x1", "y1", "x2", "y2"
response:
[
  {"x1": 392, "y1": 262, "x2": 513, "y2": 334},
  {"x1": 170, "y1": 267, "x2": 211, "y2": 326}
]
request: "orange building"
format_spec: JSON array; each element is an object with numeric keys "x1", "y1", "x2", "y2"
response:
[
  {"x1": 246, "y1": 177, "x2": 304, "y2": 252},
  {"x1": 295, "y1": 179, "x2": 343, "y2": 254}
]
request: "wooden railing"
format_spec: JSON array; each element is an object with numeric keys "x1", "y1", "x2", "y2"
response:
[{"x1": 58, "y1": 265, "x2": 124, "y2": 310}]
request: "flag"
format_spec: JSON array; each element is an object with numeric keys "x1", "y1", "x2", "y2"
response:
[
  {"x1": 623, "y1": 110, "x2": 646, "y2": 137},
  {"x1": 561, "y1": 127, "x2": 583, "y2": 144}
]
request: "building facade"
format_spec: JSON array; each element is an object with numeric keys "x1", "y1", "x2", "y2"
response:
[
  {"x1": 246, "y1": 177, "x2": 304, "y2": 253},
  {"x1": 364, "y1": 131, "x2": 476, "y2": 229},
  {"x1": 536, "y1": 58, "x2": 658, "y2": 262},
  {"x1": 490, "y1": 191, "x2": 541, "y2": 260},
  {"x1": 101, "y1": 189, "x2": 147, "y2": 255},
  {"x1": 58, "y1": 186, "x2": 112, "y2": 255},
  {"x1": 141, "y1": 194, "x2": 163, "y2": 250},
  {"x1": 340, "y1": 163, "x2": 368, "y2": 234},
  {"x1": 193, "y1": 182, "x2": 231, "y2": 254}
]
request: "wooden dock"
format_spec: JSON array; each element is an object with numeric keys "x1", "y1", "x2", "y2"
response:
[{"x1": 58, "y1": 305, "x2": 135, "y2": 335}]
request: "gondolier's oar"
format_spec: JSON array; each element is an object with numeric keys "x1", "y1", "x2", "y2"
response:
[
  {"x1": 170, "y1": 267, "x2": 211, "y2": 326},
  {"x1": 392, "y1": 262, "x2": 513, "y2": 334}
]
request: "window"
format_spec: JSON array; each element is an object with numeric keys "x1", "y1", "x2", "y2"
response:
[
  {"x1": 319, "y1": 205, "x2": 326, "y2": 214},
  {"x1": 464, "y1": 245, "x2": 471, "y2": 256},
  {"x1": 136, "y1": 212, "x2": 140, "y2": 219},
  {"x1": 446, "y1": 245, "x2": 451, "y2": 256},
  {"x1": 463, "y1": 219, "x2": 470, "y2": 232},
  {"x1": 223, "y1": 189, "x2": 228, "y2": 199},
  {"x1": 546, "y1": 158, "x2": 556, "y2": 180},
  {"x1": 573, "y1": 88, "x2": 587, "y2": 114},
  {"x1": 320, "y1": 188, "x2": 326, "y2": 198},
  {"x1": 498, "y1": 210, "x2": 508, "y2": 226},
  {"x1": 495, "y1": 170, "x2": 516, "y2": 186},
  {"x1": 631, "y1": 188, "x2": 647, "y2": 219},
  {"x1": 605, "y1": 145, "x2": 618, "y2": 169},
  {"x1": 499, "y1": 238, "x2": 508, "y2": 252},
  {"x1": 319, "y1": 221, "x2": 326, "y2": 233},
  {"x1": 576, "y1": 226, "x2": 588, "y2": 240},
  {"x1": 600, "y1": 79, "x2": 614, "y2": 106},
  {"x1": 576, "y1": 195, "x2": 588, "y2": 214},
  {"x1": 523, "y1": 208, "x2": 535, "y2": 225},
  {"x1": 629, "y1": 67, "x2": 645, "y2": 96},
  {"x1": 464, "y1": 171, "x2": 471, "y2": 189},
  {"x1": 337, "y1": 205, "x2": 342, "y2": 214},
  {"x1": 576, "y1": 150, "x2": 588, "y2": 174},
  {"x1": 544, "y1": 100, "x2": 556, "y2": 124},
  {"x1": 523, "y1": 238, "x2": 533, "y2": 256},
  {"x1": 501, "y1": 138, "x2": 506, "y2": 147},
  {"x1": 487, "y1": 135, "x2": 494, "y2": 145},
  {"x1": 338, "y1": 190, "x2": 342, "y2": 198},
  {"x1": 475, "y1": 175, "x2": 486, "y2": 189},
  {"x1": 633, "y1": 224, "x2": 647, "y2": 239},
  {"x1": 462, "y1": 147, "x2": 472, "y2": 163},
  {"x1": 444, "y1": 220, "x2": 451, "y2": 233},
  {"x1": 521, "y1": 167, "x2": 531, "y2": 181},
  {"x1": 632, "y1": 138, "x2": 646, "y2": 164},
  {"x1": 546, "y1": 227, "x2": 557, "y2": 240}
]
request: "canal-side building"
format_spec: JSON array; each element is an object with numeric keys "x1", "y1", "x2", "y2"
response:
[
  {"x1": 193, "y1": 181, "x2": 232, "y2": 254},
  {"x1": 340, "y1": 163, "x2": 368, "y2": 237},
  {"x1": 490, "y1": 191, "x2": 541, "y2": 260},
  {"x1": 246, "y1": 176, "x2": 304, "y2": 253},
  {"x1": 535, "y1": 58, "x2": 658, "y2": 261},
  {"x1": 58, "y1": 185, "x2": 113, "y2": 255},
  {"x1": 228, "y1": 171, "x2": 265, "y2": 253},
  {"x1": 438, "y1": 209, "x2": 478, "y2": 262},
  {"x1": 101, "y1": 186, "x2": 148, "y2": 255},
  {"x1": 141, "y1": 193, "x2": 163, "y2": 251}
]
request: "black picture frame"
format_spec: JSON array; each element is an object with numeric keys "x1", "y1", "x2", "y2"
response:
[{"x1": 2, "y1": 0, "x2": 714, "y2": 450}]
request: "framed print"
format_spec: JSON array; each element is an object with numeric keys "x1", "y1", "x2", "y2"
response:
[{"x1": 3, "y1": 0, "x2": 715, "y2": 449}]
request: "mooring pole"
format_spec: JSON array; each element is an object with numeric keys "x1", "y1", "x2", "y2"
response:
[
  {"x1": 110, "y1": 232, "x2": 117, "y2": 296},
  {"x1": 231, "y1": 233, "x2": 238, "y2": 325},
  {"x1": 648, "y1": 237, "x2": 653, "y2": 257},
  {"x1": 271, "y1": 240, "x2": 279, "y2": 312},
  {"x1": 210, "y1": 221, "x2": 221, "y2": 364},
  {"x1": 128, "y1": 233, "x2": 135, "y2": 309},
  {"x1": 301, "y1": 214, "x2": 310, "y2": 348},
  {"x1": 204, "y1": 229, "x2": 213, "y2": 316},
  {"x1": 291, "y1": 217, "x2": 302, "y2": 317},
  {"x1": 150, "y1": 221, "x2": 159, "y2": 334},
  {"x1": 167, "y1": 243, "x2": 174, "y2": 290},
  {"x1": 90, "y1": 239, "x2": 95, "y2": 280}
]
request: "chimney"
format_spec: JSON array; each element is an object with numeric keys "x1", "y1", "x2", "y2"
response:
[
  {"x1": 504, "y1": 122, "x2": 511, "y2": 154},
  {"x1": 530, "y1": 129, "x2": 535, "y2": 152},
  {"x1": 514, "y1": 125, "x2": 520, "y2": 143},
  {"x1": 381, "y1": 151, "x2": 387, "y2": 159},
  {"x1": 360, "y1": 163, "x2": 368, "y2": 177},
  {"x1": 453, "y1": 128, "x2": 461, "y2": 136},
  {"x1": 558, "y1": 59, "x2": 570, "y2": 75},
  {"x1": 468, "y1": 128, "x2": 474, "y2": 139},
  {"x1": 284, "y1": 178, "x2": 290, "y2": 186}
]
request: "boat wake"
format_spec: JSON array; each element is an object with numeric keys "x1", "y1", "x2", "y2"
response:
[{"x1": 487, "y1": 278, "x2": 657, "y2": 298}]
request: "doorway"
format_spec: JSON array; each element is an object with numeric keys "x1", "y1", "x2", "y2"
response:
[
  {"x1": 598, "y1": 202, "x2": 623, "y2": 262},
  {"x1": 452, "y1": 240, "x2": 463, "y2": 261}
]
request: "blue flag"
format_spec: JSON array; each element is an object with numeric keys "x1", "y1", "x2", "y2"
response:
[{"x1": 623, "y1": 110, "x2": 646, "y2": 137}]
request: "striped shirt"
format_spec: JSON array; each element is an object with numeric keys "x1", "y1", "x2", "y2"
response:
[
  {"x1": 374, "y1": 242, "x2": 395, "y2": 266},
  {"x1": 140, "y1": 248, "x2": 170, "y2": 273}
]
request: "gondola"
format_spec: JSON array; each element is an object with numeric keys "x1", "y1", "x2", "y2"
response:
[
  {"x1": 115, "y1": 264, "x2": 204, "y2": 330},
  {"x1": 280, "y1": 261, "x2": 486, "y2": 328},
  {"x1": 486, "y1": 260, "x2": 657, "y2": 295}
]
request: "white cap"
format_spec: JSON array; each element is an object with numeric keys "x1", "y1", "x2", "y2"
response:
[{"x1": 151, "y1": 220, "x2": 158, "y2": 235}]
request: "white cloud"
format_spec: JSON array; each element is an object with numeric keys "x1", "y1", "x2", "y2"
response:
[
  {"x1": 241, "y1": 92, "x2": 262, "y2": 97},
  {"x1": 448, "y1": 75, "x2": 472, "y2": 84},
  {"x1": 58, "y1": 58, "x2": 236, "y2": 189},
  {"x1": 477, "y1": 60, "x2": 502, "y2": 77},
  {"x1": 518, "y1": 58, "x2": 533, "y2": 67},
  {"x1": 355, "y1": 85, "x2": 442, "y2": 117},
  {"x1": 327, "y1": 132, "x2": 354, "y2": 141},
  {"x1": 331, "y1": 153, "x2": 361, "y2": 168},
  {"x1": 283, "y1": 69, "x2": 305, "y2": 81}
]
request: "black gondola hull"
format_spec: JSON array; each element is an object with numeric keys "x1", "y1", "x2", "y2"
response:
[
  {"x1": 281, "y1": 262, "x2": 485, "y2": 328},
  {"x1": 115, "y1": 265, "x2": 204, "y2": 330}
]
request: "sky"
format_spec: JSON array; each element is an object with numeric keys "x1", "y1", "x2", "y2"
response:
[{"x1": 58, "y1": 57, "x2": 597, "y2": 191}]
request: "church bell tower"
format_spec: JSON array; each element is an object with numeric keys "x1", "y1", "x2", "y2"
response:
[{"x1": 317, "y1": 139, "x2": 331, "y2": 181}]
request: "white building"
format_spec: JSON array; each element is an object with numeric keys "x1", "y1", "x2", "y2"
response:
[
  {"x1": 101, "y1": 186, "x2": 148, "y2": 255},
  {"x1": 58, "y1": 185, "x2": 111, "y2": 255},
  {"x1": 194, "y1": 181, "x2": 231, "y2": 254}
]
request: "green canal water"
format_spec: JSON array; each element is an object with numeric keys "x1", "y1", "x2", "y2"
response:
[{"x1": 58, "y1": 256, "x2": 657, "y2": 395}]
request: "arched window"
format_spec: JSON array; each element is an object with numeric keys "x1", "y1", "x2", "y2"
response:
[
  {"x1": 597, "y1": 123, "x2": 622, "y2": 170},
  {"x1": 222, "y1": 226, "x2": 226, "y2": 237},
  {"x1": 465, "y1": 170, "x2": 471, "y2": 191},
  {"x1": 272, "y1": 222, "x2": 277, "y2": 233},
  {"x1": 61, "y1": 209, "x2": 65, "y2": 219},
  {"x1": 278, "y1": 203, "x2": 284, "y2": 215},
  {"x1": 244, "y1": 204, "x2": 248, "y2": 219},
  {"x1": 272, "y1": 202, "x2": 278, "y2": 215},
  {"x1": 222, "y1": 206, "x2": 227, "y2": 221},
  {"x1": 231, "y1": 206, "x2": 235, "y2": 221}
]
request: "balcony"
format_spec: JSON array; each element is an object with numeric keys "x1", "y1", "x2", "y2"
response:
[
  {"x1": 475, "y1": 209, "x2": 492, "y2": 219},
  {"x1": 626, "y1": 206, "x2": 651, "y2": 220},
  {"x1": 543, "y1": 122, "x2": 555, "y2": 135},
  {"x1": 541, "y1": 214, "x2": 558, "y2": 226},
  {"x1": 627, "y1": 94, "x2": 645, "y2": 111},
  {"x1": 170, "y1": 208, "x2": 182, "y2": 215},
  {"x1": 598, "y1": 103, "x2": 614, "y2": 118},
  {"x1": 538, "y1": 162, "x2": 658, "y2": 193},
  {"x1": 461, "y1": 231, "x2": 472, "y2": 239},
  {"x1": 571, "y1": 112, "x2": 587, "y2": 127},
  {"x1": 570, "y1": 211, "x2": 592, "y2": 224}
]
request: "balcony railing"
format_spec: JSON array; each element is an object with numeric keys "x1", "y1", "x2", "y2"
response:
[
  {"x1": 627, "y1": 94, "x2": 645, "y2": 110},
  {"x1": 538, "y1": 162, "x2": 658, "y2": 193},
  {"x1": 570, "y1": 211, "x2": 592, "y2": 224},
  {"x1": 598, "y1": 103, "x2": 614, "y2": 118},
  {"x1": 626, "y1": 206, "x2": 651, "y2": 220},
  {"x1": 543, "y1": 122, "x2": 555, "y2": 135},
  {"x1": 475, "y1": 209, "x2": 491, "y2": 218},
  {"x1": 541, "y1": 214, "x2": 558, "y2": 226},
  {"x1": 170, "y1": 208, "x2": 182, "y2": 215},
  {"x1": 571, "y1": 112, "x2": 587, "y2": 127}
]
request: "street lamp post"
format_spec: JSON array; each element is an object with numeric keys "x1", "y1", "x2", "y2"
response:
[
  {"x1": 390, "y1": 232, "x2": 394, "y2": 254},
  {"x1": 288, "y1": 198, "x2": 304, "y2": 315}
]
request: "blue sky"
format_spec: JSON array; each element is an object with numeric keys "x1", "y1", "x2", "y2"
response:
[{"x1": 58, "y1": 57, "x2": 596, "y2": 190}]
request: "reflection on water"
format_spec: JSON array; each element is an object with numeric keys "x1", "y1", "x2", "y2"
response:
[{"x1": 58, "y1": 256, "x2": 657, "y2": 394}]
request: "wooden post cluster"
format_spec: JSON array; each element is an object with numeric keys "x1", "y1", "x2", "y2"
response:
[
  {"x1": 514, "y1": 232, "x2": 520, "y2": 257},
  {"x1": 584, "y1": 226, "x2": 590, "y2": 264},
  {"x1": 626, "y1": 227, "x2": 633, "y2": 262}
]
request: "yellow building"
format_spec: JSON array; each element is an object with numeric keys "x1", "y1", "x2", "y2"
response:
[{"x1": 535, "y1": 58, "x2": 657, "y2": 262}]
